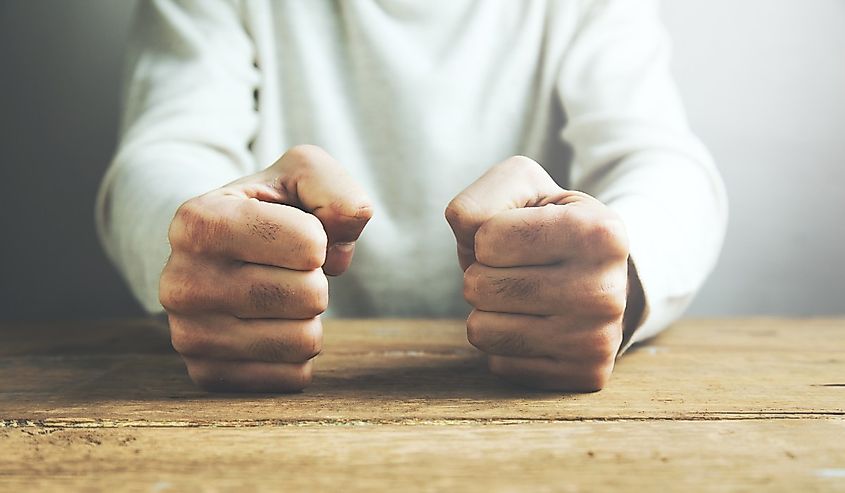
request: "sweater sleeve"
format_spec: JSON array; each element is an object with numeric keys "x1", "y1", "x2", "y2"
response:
[
  {"x1": 95, "y1": 0, "x2": 260, "y2": 314},
  {"x1": 557, "y1": 0, "x2": 729, "y2": 350}
]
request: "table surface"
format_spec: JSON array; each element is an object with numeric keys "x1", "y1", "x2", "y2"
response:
[{"x1": 1, "y1": 318, "x2": 843, "y2": 492}]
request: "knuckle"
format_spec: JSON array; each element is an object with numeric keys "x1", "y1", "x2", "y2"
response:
[
  {"x1": 473, "y1": 221, "x2": 499, "y2": 264},
  {"x1": 594, "y1": 271, "x2": 628, "y2": 319},
  {"x1": 298, "y1": 215, "x2": 329, "y2": 268},
  {"x1": 184, "y1": 360, "x2": 220, "y2": 390},
  {"x1": 465, "y1": 311, "x2": 485, "y2": 349},
  {"x1": 462, "y1": 265, "x2": 482, "y2": 306},
  {"x1": 596, "y1": 294, "x2": 626, "y2": 320},
  {"x1": 445, "y1": 195, "x2": 482, "y2": 233},
  {"x1": 169, "y1": 321, "x2": 211, "y2": 357},
  {"x1": 158, "y1": 267, "x2": 178, "y2": 310},
  {"x1": 596, "y1": 297, "x2": 626, "y2": 321},
  {"x1": 584, "y1": 216, "x2": 629, "y2": 258},
  {"x1": 587, "y1": 325, "x2": 622, "y2": 362},
  {"x1": 168, "y1": 200, "x2": 199, "y2": 250},
  {"x1": 443, "y1": 198, "x2": 463, "y2": 228},
  {"x1": 283, "y1": 144, "x2": 328, "y2": 169},
  {"x1": 301, "y1": 319, "x2": 324, "y2": 360},
  {"x1": 236, "y1": 195, "x2": 262, "y2": 217},
  {"x1": 281, "y1": 145, "x2": 373, "y2": 225},
  {"x1": 610, "y1": 295, "x2": 628, "y2": 319},
  {"x1": 580, "y1": 366, "x2": 613, "y2": 392},
  {"x1": 501, "y1": 155, "x2": 550, "y2": 186},
  {"x1": 172, "y1": 200, "x2": 204, "y2": 245},
  {"x1": 504, "y1": 155, "x2": 540, "y2": 172},
  {"x1": 170, "y1": 197, "x2": 228, "y2": 254},
  {"x1": 286, "y1": 362, "x2": 314, "y2": 391},
  {"x1": 159, "y1": 269, "x2": 203, "y2": 313},
  {"x1": 304, "y1": 271, "x2": 329, "y2": 316},
  {"x1": 248, "y1": 322, "x2": 321, "y2": 363}
]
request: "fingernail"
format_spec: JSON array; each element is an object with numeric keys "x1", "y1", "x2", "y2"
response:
[{"x1": 330, "y1": 242, "x2": 355, "y2": 253}]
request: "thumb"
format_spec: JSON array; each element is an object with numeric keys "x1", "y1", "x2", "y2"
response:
[
  {"x1": 445, "y1": 156, "x2": 563, "y2": 271},
  {"x1": 256, "y1": 145, "x2": 374, "y2": 276}
]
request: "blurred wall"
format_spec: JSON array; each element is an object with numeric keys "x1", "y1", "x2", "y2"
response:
[
  {"x1": 662, "y1": 1, "x2": 845, "y2": 316},
  {"x1": 1, "y1": 0, "x2": 843, "y2": 320},
  {"x1": 1, "y1": 0, "x2": 142, "y2": 320}
]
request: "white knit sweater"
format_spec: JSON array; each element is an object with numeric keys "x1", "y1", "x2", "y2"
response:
[{"x1": 96, "y1": 0, "x2": 728, "y2": 347}]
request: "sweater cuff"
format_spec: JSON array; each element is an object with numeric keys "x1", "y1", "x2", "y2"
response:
[{"x1": 612, "y1": 197, "x2": 695, "y2": 356}]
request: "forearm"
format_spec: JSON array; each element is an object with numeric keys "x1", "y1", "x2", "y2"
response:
[
  {"x1": 100, "y1": 0, "x2": 261, "y2": 313},
  {"x1": 593, "y1": 152, "x2": 728, "y2": 350},
  {"x1": 557, "y1": 0, "x2": 729, "y2": 348}
]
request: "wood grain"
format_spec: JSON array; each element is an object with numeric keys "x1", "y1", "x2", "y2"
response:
[
  {"x1": 2, "y1": 421, "x2": 844, "y2": 492},
  {"x1": 1, "y1": 318, "x2": 844, "y2": 492},
  {"x1": 1, "y1": 318, "x2": 842, "y2": 423}
]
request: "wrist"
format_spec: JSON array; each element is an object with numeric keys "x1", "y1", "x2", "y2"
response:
[{"x1": 619, "y1": 256, "x2": 646, "y2": 354}]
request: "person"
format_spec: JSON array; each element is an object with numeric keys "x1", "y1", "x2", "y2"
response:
[{"x1": 96, "y1": 0, "x2": 728, "y2": 393}]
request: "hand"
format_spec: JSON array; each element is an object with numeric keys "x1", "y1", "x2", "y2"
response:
[
  {"x1": 445, "y1": 156, "x2": 643, "y2": 392},
  {"x1": 160, "y1": 145, "x2": 373, "y2": 392}
]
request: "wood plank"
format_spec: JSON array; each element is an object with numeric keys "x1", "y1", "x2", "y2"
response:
[
  {"x1": 3, "y1": 317, "x2": 844, "y2": 356},
  {"x1": 0, "y1": 318, "x2": 173, "y2": 357},
  {"x1": 1, "y1": 420, "x2": 844, "y2": 492},
  {"x1": 1, "y1": 319, "x2": 843, "y2": 424}
]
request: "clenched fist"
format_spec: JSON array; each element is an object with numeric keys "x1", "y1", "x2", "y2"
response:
[
  {"x1": 446, "y1": 156, "x2": 644, "y2": 392},
  {"x1": 160, "y1": 145, "x2": 373, "y2": 392}
]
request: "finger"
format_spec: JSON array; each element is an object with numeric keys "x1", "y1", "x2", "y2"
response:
[
  {"x1": 445, "y1": 156, "x2": 564, "y2": 271},
  {"x1": 488, "y1": 355, "x2": 614, "y2": 392},
  {"x1": 466, "y1": 310, "x2": 559, "y2": 358},
  {"x1": 271, "y1": 145, "x2": 374, "y2": 276},
  {"x1": 169, "y1": 315, "x2": 322, "y2": 363},
  {"x1": 323, "y1": 241, "x2": 356, "y2": 277},
  {"x1": 169, "y1": 192, "x2": 327, "y2": 270},
  {"x1": 467, "y1": 310, "x2": 623, "y2": 360},
  {"x1": 463, "y1": 262, "x2": 628, "y2": 317},
  {"x1": 160, "y1": 258, "x2": 328, "y2": 319},
  {"x1": 230, "y1": 263, "x2": 328, "y2": 319},
  {"x1": 474, "y1": 201, "x2": 629, "y2": 268},
  {"x1": 183, "y1": 357, "x2": 313, "y2": 393}
]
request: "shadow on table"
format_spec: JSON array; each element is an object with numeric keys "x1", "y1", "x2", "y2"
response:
[{"x1": 0, "y1": 318, "x2": 580, "y2": 412}]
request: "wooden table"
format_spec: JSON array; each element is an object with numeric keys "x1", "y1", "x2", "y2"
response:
[{"x1": 1, "y1": 318, "x2": 843, "y2": 492}]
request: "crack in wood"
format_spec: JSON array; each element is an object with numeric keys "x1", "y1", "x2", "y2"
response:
[{"x1": 2, "y1": 412, "x2": 844, "y2": 430}]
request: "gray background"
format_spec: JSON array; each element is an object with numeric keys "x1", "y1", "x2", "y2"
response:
[{"x1": 1, "y1": 0, "x2": 843, "y2": 320}]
